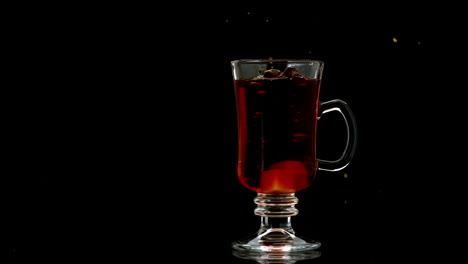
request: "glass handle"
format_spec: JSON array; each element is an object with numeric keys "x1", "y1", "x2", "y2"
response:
[{"x1": 318, "y1": 99, "x2": 358, "y2": 171}]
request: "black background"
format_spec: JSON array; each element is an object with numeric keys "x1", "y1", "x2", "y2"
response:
[{"x1": 4, "y1": 2, "x2": 467, "y2": 263}]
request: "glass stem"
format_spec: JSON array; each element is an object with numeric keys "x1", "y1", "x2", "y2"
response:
[
  {"x1": 258, "y1": 216, "x2": 295, "y2": 235},
  {"x1": 254, "y1": 193, "x2": 299, "y2": 236},
  {"x1": 254, "y1": 193, "x2": 299, "y2": 217}
]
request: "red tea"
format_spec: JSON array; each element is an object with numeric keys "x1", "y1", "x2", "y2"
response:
[{"x1": 234, "y1": 68, "x2": 321, "y2": 194}]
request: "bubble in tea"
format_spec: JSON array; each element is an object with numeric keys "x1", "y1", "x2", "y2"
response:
[{"x1": 234, "y1": 67, "x2": 321, "y2": 194}]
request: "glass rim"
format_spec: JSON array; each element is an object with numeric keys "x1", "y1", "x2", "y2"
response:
[{"x1": 231, "y1": 59, "x2": 324, "y2": 64}]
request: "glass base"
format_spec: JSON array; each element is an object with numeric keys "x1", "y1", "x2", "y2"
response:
[
  {"x1": 232, "y1": 228, "x2": 321, "y2": 252},
  {"x1": 233, "y1": 248, "x2": 321, "y2": 264},
  {"x1": 232, "y1": 193, "x2": 321, "y2": 253}
]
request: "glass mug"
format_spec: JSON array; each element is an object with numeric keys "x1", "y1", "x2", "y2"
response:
[{"x1": 231, "y1": 59, "x2": 357, "y2": 253}]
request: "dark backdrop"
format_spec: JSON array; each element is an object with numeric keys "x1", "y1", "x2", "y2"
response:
[{"x1": 4, "y1": 3, "x2": 466, "y2": 263}]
